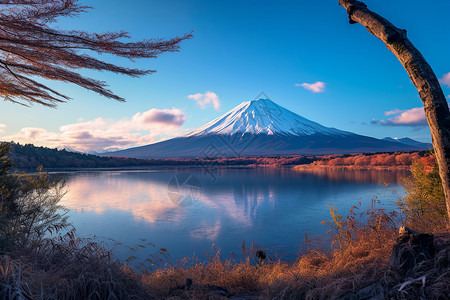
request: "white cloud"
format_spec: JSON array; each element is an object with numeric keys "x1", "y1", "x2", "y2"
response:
[
  {"x1": 0, "y1": 123, "x2": 5, "y2": 134},
  {"x1": 295, "y1": 81, "x2": 326, "y2": 93},
  {"x1": 188, "y1": 91, "x2": 220, "y2": 111},
  {"x1": 0, "y1": 108, "x2": 187, "y2": 153},
  {"x1": 439, "y1": 72, "x2": 450, "y2": 87},
  {"x1": 373, "y1": 102, "x2": 450, "y2": 128},
  {"x1": 372, "y1": 107, "x2": 427, "y2": 127}
]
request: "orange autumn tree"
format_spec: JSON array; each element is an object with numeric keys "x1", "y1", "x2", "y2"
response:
[{"x1": 0, "y1": 0, "x2": 192, "y2": 106}]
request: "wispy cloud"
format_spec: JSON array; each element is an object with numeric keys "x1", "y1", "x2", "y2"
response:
[
  {"x1": 374, "y1": 102, "x2": 450, "y2": 128},
  {"x1": 439, "y1": 72, "x2": 450, "y2": 87},
  {"x1": 0, "y1": 108, "x2": 186, "y2": 153},
  {"x1": 295, "y1": 81, "x2": 326, "y2": 93},
  {"x1": 188, "y1": 91, "x2": 220, "y2": 111},
  {"x1": 384, "y1": 108, "x2": 406, "y2": 116},
  {"x1": 0, "y1": 123, "x2": 5, "y2": 134},
  {"x1": 372, "y1": 107, "x2": 427, "y2": 127}
]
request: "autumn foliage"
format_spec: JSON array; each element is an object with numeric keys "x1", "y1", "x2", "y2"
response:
[{"x1": 307, "y1": 151, "x2": 434, "y2": 168}]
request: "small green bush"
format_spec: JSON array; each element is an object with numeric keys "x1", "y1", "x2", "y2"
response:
[
  {"x1": 1, "y1": 142, "x2": 69, "y2": 254},
  {"x1": 398, "y1": 160, "x2": 447, "y2": 232}
]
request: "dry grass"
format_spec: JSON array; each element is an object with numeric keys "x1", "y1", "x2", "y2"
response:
[
  {"x1": 140, "y1": 237, "x2": 395, "y2": 299},
  {"x1": 0, "y1": 231, "x2": 152, "y2": 300},
  {"x1": 141, "y1": 202, "x2": 399, "y2": 299},
  {"x1": 141, "y1": 211, "x2": 450, "y2": 300},
  {"x1": 383, "y1": 233, "x2": 450, "y2": 299}
]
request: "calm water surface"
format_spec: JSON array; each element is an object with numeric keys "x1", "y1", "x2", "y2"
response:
[{"x1": 56, "y1": 167, "x2": 409, "y2": 264}]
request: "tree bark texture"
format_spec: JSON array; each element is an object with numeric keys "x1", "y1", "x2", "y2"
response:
[{"x1": 339, "y1": 0, "x2": 450, "y2": 222}]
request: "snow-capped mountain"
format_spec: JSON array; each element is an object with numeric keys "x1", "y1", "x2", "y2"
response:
[
  {"x1": 186, "y1": 99, "x2": 349, "y2": 137},
  {"x1": 106, "y1": 98, "x2": 426, "y2": 159}
]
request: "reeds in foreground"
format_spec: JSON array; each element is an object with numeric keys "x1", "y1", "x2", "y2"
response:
[{"x1": 1, "y1": 201, "x2": 449, "y2": 299}]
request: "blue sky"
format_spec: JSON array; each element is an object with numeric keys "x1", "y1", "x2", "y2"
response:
[{"x1": 1, "y1": 0, "x2": 449, "y2": 152}]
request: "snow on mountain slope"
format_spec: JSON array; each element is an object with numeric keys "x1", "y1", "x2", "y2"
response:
[
  {"x1": 105, "y1": 98, "x2": 426, "y2": 159},
  {"x1": 185, "y1": 98, "x2": 350, "y2": 137}
]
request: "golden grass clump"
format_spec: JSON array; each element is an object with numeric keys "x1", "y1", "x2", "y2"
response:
[{"x1": 140, "y1": 201, "x2": 400, "y2": 299}]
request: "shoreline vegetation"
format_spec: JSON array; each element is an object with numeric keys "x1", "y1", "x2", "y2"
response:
[
  {"x1": 5, "y1": 142, "x2": 433, "y2": 171},
  {"x1": 294, "y1": 164, "x2": 411, "y2": 170},
  {"x1": 1, "y1": 142, "x2": 449, "y2": 299}
]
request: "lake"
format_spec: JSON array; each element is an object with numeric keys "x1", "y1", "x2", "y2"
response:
[{"x1": 56, "y1": 166, "x2": 409, "y2": 265}]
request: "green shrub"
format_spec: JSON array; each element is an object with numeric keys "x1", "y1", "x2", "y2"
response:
[
  {"x1": 398, "y1": 160, "x2": 447, "y2": 232},
  {"x1": 1, "y1": 141, "x2": 69, "y2": 254}
]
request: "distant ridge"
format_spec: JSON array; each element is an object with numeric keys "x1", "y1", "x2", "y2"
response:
[
  {"x1": 106, "y1": 98, "x2": 430, "y2": 159},
  {"x1": 382, "y1": 137, "x2": 431, "y2": 149}
]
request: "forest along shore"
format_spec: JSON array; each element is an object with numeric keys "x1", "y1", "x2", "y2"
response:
[{"x1": 5, "y1": 142, "x2": 433, "y2": 171}]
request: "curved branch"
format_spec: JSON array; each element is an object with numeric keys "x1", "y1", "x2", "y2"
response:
[{"x1": 339, "y1": 0, "x2": 450, "y2": 222}]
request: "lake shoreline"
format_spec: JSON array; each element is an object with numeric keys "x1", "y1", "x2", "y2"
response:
[
  {"x1": 21, "y1": 163, "x2": 412, "y2": 173},
  {"x1": 293, "y1": 164, "x2": 412, "y2": 171}
]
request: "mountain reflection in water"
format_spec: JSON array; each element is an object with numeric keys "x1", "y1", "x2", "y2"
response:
[{"x1": 58, "y1": 167, "x2": 408, "y2": 263}]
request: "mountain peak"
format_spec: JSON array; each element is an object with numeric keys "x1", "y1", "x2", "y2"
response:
[
  {"x1": 251, "y1": 98, "x2": 271, "y2": 102},
  {"x1": 185, "y1": 98, "x2": 350, "y2": 137},
  {"x1": 106, "y1": 98, "x2": 429, "y2": 159}
]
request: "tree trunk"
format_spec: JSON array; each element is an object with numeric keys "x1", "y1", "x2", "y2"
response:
[{"x1": 339, "y1": 0, "x2": 450, "y2": 222}]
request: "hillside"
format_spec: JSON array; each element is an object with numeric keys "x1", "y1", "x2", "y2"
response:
[{"x1": 6, "y1": 143, "x2": 158, "y2": 169}]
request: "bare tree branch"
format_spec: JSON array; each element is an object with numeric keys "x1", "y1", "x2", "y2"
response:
[{"x1": 339, "y1": 0, "x2": 450, "y2": 222}]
